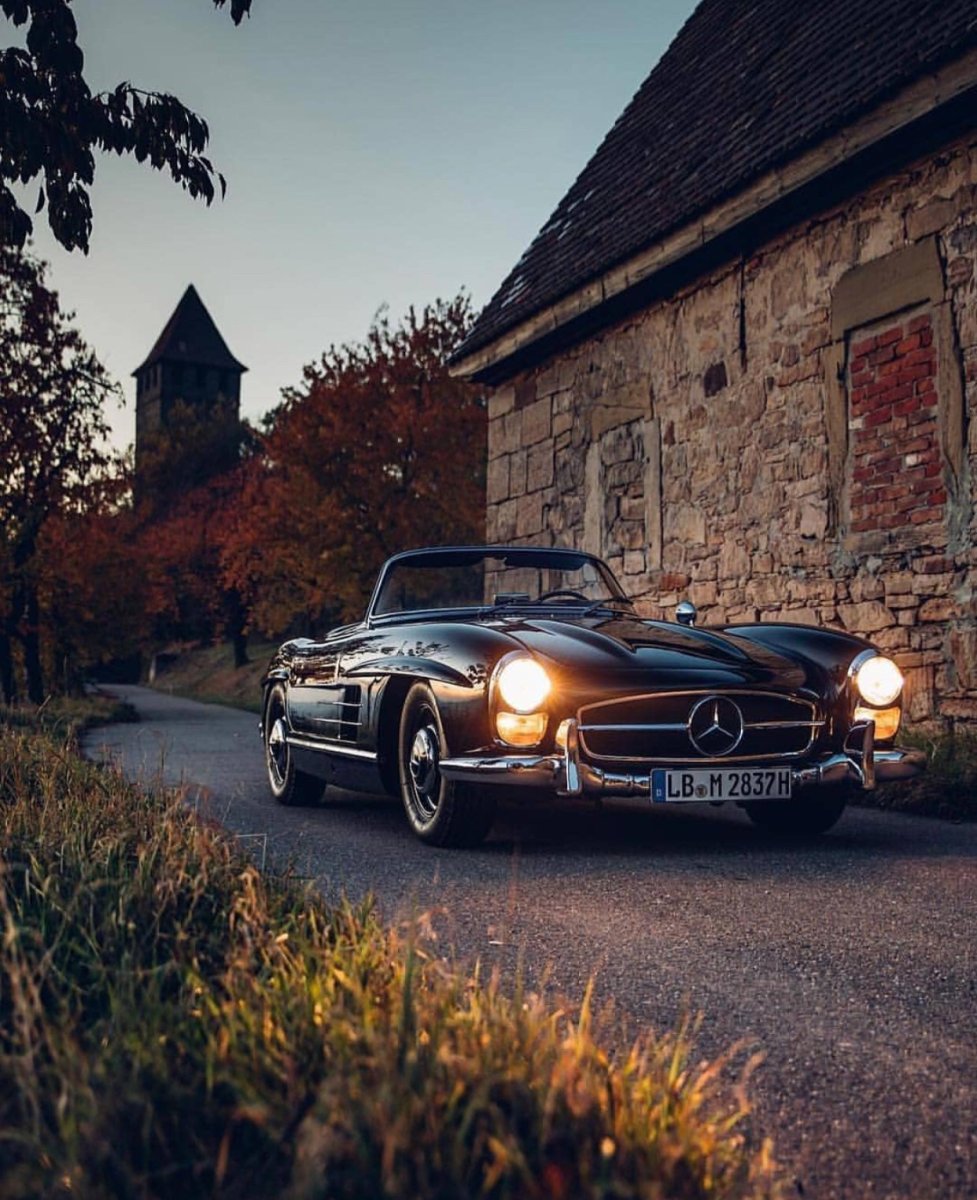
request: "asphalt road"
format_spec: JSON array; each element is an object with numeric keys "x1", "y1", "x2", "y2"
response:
[{"x1": 83, "y1": 685, "x2": 977, "y2": 1200}]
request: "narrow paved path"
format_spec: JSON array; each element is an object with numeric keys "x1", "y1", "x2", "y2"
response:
[{"x1": 84, "y1": 685, "x2": 977, "y2": 1200}]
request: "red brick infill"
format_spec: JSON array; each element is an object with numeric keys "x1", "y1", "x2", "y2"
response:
[{"x1": 849, "y1": 314, "x2": 943, "y2": 534}]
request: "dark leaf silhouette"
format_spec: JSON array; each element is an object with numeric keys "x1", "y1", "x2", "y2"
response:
[{"x1": 0, "y1": 1, "x2": 254, "y2": 251}]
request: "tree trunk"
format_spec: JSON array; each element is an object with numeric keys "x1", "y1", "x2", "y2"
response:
[
  {"x1": 232, "y1": 630, "x2": 249, "y2": 668},
  {"x1": 224, "y1": 587, "x2": 249, "y2": 667},
  {"x1": 0, "y1": 627, "x2": 15, "y2": 705},
  {"x1": 23, "y1": 584, "x2": 44, "y2": 703}
]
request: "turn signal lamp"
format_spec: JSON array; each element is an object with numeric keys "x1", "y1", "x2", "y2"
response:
[
  {"x1": 855, "y1": 706, "x2": 901, "y2": 741},
  {"x1": 854, "y1": 655, "x2": 904, "y2": 708},
  {"x1": 554, "y1": 719, "x2": 572, "y2": 750},
  {"x1": 496, "y1": 657, "x2": 551, "y2": 713},
  {"x1": 496, "y1": 711, "x2": 548, "y2": 746}
]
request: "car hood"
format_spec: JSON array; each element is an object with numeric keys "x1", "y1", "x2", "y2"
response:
[{"x1": 495, "y1": 614, "x2": 811, "y2": 692}]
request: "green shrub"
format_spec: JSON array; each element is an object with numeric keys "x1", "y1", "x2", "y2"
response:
[{"x1": 0, "y1": 720, "x2": 780, "y2": 1199}]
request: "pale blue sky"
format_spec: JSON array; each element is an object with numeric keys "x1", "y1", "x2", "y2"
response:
[{"x1": 21, "y1": 0, "x2": 697, "y2": 449}]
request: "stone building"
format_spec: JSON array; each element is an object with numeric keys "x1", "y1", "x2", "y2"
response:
[
  {"x1": 133, "y1": 284, "x2": 247, "y2": 471},
  {"x1": 451, "y1": 0, "x2": 977, "y2": 725}
]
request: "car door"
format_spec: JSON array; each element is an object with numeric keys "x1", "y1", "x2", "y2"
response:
[{"x1": 286, "y1": 631, "x2": 357, "y2": 743}]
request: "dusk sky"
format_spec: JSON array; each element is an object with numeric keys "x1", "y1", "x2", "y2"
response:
[{"x1": 23, "y1": 0, "x2": 697, "y2": 450}]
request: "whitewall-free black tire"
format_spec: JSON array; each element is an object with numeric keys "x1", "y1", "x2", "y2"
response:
[
  {"x1": 744, "y1": 785, "x2": 848, "y2": 836},
  {"x1": 398, "y1": 683, "x2": 495, "y2": 847},
  {"x1": 264, "y1": 683, "x2": 325, "y2": 807}
]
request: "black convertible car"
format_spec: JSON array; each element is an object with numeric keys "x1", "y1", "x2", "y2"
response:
[{"x1": 261, "y1": 545, "x2": 924, "y2": 846}]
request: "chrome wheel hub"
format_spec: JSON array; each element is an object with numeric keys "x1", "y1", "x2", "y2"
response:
[
  {"x1": 409, "y1": 725, "x2": 439, "y2": 796},
  {"x1": 268, "y1": 716, "x2": 288, "y2": 786}
]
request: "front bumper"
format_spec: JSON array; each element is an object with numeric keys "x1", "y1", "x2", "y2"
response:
[{"x1": 439, "y1": 717, "x2": 926, "y2": 803}]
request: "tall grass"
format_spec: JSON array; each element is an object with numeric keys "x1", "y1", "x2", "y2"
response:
[
  {"x1": 862, "y1": 726, "x2": 976, "y2": 821},
  {"x1": 0, "y1": 711, "x2": 780, "y2": 1198}
]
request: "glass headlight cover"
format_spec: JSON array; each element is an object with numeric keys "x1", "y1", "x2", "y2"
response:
[
  {"x1": 854, "y1": 655, "x2": 904, "y2": 708},
  {"x1": 496, "y1": 657, "x2": 551, "y2": 713}
]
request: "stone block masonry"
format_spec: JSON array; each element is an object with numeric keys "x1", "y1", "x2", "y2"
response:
[{"x1": 485, "y1": 132, "x2": 977, "y2": 726}]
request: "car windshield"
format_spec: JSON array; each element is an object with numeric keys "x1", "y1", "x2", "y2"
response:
[{"x1": 371, "y1": 548, "x2": 631, "y2": 617}]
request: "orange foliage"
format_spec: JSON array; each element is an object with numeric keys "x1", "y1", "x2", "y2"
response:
[
  {"x1": 36, "y1": 474, "x2": 146, "y2": 688},
  {"x1": 0, "y1": 244, "x2": 122, "y2": 699},
  {"x1": 220, "y1": 294, "x2": 485, "y2": 633}
]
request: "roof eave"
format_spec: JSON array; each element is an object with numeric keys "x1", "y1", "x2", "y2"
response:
[
  {"x1": 452, "y1": 45, "x2": 977, "y2": 385},
  {"x1": 131, "y1": 353, "x2": 249, "y2": 376}
]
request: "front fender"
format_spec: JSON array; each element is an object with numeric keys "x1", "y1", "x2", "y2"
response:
[
  {"x1": 345, "y1": 655, "x2": 476, "y2": 690},
  {"x1": 723, "y1": 622, "x2": 885, "y2": 740}
]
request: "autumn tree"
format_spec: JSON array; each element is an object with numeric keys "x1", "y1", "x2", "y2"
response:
[
  {"x1": 220, "y1": 294, "x2": 486, "y2": 634},
  {"x1": 1, "y1": 0, "x2": 253, "y2": 251},
  {"x1": 130, "y1": 391, "x2": 253, "y2": 664},
  {"x1": 135, "y1": 394, "x2": 248, "y2": 517},
  {"x1": 36, "y1": 472, "x2": 146, "y2": 692},
  {"x1": 0, "y1": 243, "x2": 120, "y2": 701},
  {"x1": 137, "y1": 461, "x2": 252, "y2": 664}
]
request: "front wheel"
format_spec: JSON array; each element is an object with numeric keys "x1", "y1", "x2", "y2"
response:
[
  {"x1": 264, "y1": 684, "x2": 325, "y2": 807},
  {"x1": 744, "y1": 786, "x2": 849, "y2": 836},
  {"x1": 398, "y1": 683, "x2": 496, "y2": 847}
]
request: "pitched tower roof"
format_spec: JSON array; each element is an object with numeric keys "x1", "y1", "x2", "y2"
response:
[
  {"x1": 455, "y1": 0, "x2": 977, "y2": 369},
  {"x1": 133, "y1": 285, "x2": 247, "y2": 375}
]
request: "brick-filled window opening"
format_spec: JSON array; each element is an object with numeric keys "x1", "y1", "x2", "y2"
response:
[{"x1": 848, "y1": 313, "x2": 944, "y2": 534}]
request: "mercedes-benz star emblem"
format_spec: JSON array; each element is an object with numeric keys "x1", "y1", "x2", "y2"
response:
[{"x1": 687, "y1": 695, "x2": 745, "y2": 757}]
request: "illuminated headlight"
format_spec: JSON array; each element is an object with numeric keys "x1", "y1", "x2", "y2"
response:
[
  {"x1": 496, "y1": 657, "x2": 551, "y2": 713},
  {"x1": 854, "y1": 655, "x2": 904, "y2": 707}
]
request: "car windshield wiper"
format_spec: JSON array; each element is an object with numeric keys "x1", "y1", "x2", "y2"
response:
[
  {"x1": 490, "y1": 592, "x2": 532, "y2": 609},
  {"x1": 580, "y1": 598, "x2": 638, "y2": 618}
]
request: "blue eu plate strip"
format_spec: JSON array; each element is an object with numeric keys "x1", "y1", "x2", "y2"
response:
[{"x1": 651, "y1": 769, "x2": 667, "y2": 804}]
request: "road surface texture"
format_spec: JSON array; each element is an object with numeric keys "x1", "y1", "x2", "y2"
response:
[{"x1": 83, "y1": 686, "x2": 976, "y2": 1200}]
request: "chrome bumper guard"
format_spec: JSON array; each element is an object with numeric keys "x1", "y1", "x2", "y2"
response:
[{"x1": 439, "y1": 718, "x2": 926, "y2": 802}]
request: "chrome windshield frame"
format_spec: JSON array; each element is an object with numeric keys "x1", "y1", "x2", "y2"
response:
[{"x1": 365, "y1": 544, "x2": 628, "y2": 626}]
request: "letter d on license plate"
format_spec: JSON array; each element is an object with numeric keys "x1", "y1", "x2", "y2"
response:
[{"x1": 651, "y1": 767, "x2": 793, "y2": 803}]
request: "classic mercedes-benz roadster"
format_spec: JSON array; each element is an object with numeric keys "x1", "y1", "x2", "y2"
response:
[{"x1": 260, "y1": 545, "x2": 924, "y2": 846}]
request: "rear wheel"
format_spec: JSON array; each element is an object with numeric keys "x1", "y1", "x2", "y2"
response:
[
  {"x1": 398, "y1": 683, "x2": 495, "y2": 847},
  {"x1": 264, "y1": 684, "x2": 325, "y2": 807},
  {"x1": 744, "y1": 785, "x2": 848, "y2": 836}
]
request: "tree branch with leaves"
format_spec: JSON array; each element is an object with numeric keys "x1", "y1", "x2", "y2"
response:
[{"x1": 1, "y1": 0, "x2": 254, "y2": 251}]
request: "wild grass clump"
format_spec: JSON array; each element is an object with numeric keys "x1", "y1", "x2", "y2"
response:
[
  {"x1": 858, "y1": 726, "x2": 977, "y2": 821},
  {"x1": 0, "y1": 718, "x2": 780, "y2": 1199},
  {"x1": 1, "y1": 690, "x2": 137, "y2": 741}
]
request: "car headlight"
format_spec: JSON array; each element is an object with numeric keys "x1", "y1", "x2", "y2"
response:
[
  {"x1": 854, "y1": 655, "x2": 904, "y2": 707},
  {"x1": 496, "y1": 656, "x2": 551, "y2": 713}
]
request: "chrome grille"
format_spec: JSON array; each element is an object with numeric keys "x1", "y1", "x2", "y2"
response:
[{"x1": 577, "y1": 690, "x2": 822, "y2": 763}]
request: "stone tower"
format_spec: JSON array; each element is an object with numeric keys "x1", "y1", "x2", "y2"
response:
[{"x1": 133, "y1": 284, "x2": 247, "y2": 469}]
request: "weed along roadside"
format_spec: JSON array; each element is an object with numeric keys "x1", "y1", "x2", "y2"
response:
[{"x1": 0, "y1": 701, "x2": 781, "y2": 1199}]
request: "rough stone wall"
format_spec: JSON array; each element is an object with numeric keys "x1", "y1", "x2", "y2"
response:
[{"x1": 485, "y1": 132, "x2": 977, "y2": 725}]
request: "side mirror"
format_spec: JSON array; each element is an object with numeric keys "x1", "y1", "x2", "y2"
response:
[{"x1": 675, "y1": 600, "x2": 697, "y2": 627}]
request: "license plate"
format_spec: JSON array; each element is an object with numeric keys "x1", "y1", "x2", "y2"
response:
[{"x1": 651, "y1": 767, "x2": 793, "y2": 804}]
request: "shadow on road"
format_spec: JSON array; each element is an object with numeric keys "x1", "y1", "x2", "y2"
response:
[{"x1": 255, "y1": 783, "x2": 977, "y2": 870}]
